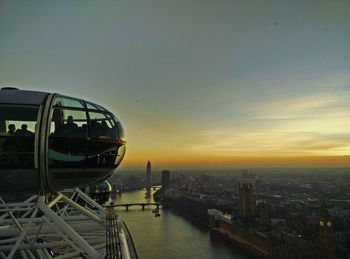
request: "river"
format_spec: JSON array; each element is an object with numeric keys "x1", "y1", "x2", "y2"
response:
[{"x1": 113, "y1": 188, "x2": 253, "y2": 259}]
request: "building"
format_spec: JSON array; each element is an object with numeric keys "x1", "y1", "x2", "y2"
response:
[
  {"x1": 319, "y1": 202, "x2": 336, "y2": 259},
  {"x1": 161, "y1": 170, "x2": 170, "y2": 190},
  {"x1": 146, "y1": 161, "x2": 152, "y2": 191},
  {"x1": 209, "y1": 208, "x2": 326, "y2": 259},
  {"x1": 239, "y1": 181, "x2": 256, "y2": 219},
  {"x1": 208, "y1": 209, "x2": 269, "y2": 257}
]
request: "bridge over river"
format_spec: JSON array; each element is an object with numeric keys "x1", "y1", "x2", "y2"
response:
[{"x1": 107, "y1": 202, "x2": 162, "y2": 211}]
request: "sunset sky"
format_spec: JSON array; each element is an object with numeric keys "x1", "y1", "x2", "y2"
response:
[{"x1": 0, "y1": 1, "x2": 349, "y2": 168}]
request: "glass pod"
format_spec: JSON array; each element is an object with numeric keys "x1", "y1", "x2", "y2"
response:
[{"x1": 0, "y1": 88, "x2": 126, "y2": 196}]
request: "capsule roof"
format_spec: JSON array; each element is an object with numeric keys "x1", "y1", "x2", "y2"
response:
[{"x1": 0, "y1": 88, "x2": 48, "y2": 105}]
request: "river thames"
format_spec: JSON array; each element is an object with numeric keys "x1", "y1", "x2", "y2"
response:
[{"x1": 114, "y1": 188, "x2": 253, "y2": 259}]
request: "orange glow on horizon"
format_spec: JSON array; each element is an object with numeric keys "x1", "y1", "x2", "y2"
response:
[{"x1": 121, "y1": 155, "x2": 350, "y2": 168}]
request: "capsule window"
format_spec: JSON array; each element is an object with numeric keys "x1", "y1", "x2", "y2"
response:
[
  {"x1": 86, "y1": 111, "x2": 121, "y2": 168},
  {"x1": 50, "y1": 108, "x2": 88, "y2": 137},
  {"x1": 86, "y1": 102, "x2": 106, "y2": 111},
  {"x1": 48, "y1": 107, "x2": 88, "y2": 168},
  {"x1": 0, "y1": 105, "x2": 38, "y2": 168},
  {"x1": 54, "y1": 96, "x2": 84, "y2": 109},
  {"x1": 88, "y1": 111, "x2": 116, "y2": 139},
  {"x1": 113, "y1": 115, "x2": 125, "y2": 140},
  {"x1": 115, "y1": 144, "x2": 126, "y2": 167}
]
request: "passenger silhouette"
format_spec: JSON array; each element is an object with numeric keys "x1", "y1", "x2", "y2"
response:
[
  {"x1": 7, "y1": 124, "x2": 16, "y2": 135},
  {"x1": 64, "y1": 116, "x2": 78, "y2": 136},
  {"x1": 14, "y1": 124, "x2": 34, "y2": 166},
  {"x1": 16, "y1": 124, "x2": 34, "y2": 136},
  {"x1": 4, "y1": 124, "x2": 18, "y2": 166}
]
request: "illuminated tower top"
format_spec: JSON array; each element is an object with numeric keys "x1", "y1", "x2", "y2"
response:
[{"x1": 319, "y1": 200, "x2": 335, "y2": 259}]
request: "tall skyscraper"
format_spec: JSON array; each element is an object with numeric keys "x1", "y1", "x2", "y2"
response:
[{"x1": 146, "y1": 161, "x2": 152, "y2": 192}]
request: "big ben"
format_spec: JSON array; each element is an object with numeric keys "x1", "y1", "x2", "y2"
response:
[{"x1": 319, "y1": 202, "x2": 335, "y2": 259}]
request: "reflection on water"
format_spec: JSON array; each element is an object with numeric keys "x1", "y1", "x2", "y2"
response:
[{"x1": 114, "y1": 189, "x2": 252, "y2": 259}]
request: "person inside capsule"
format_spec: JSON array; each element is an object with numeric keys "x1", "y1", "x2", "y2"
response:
[
  {"x1": 7, "y1": 124, "x2": 16, "y2": 135},
  {"x1": 16, "y1": 124, "x2": 34, "y2": 136}
]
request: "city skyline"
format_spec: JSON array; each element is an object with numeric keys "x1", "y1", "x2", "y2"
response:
[{"x1": 0, "y1": 1, "x2": 349, "y2": 168}]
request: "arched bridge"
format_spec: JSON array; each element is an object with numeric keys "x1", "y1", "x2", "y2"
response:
[{"x1": 109, "y1": 202, "x2": 162, "y2": 211}]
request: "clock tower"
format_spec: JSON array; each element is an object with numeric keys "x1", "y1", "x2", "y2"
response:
[{"x1": 319, "y1": 201, "x2": 335, "y2": 259}]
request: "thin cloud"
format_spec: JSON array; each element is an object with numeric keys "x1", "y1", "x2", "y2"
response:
[
  {"x1": 190, "y1": 127, "x2": 350, "y2": 157},
  {"x1": 253, "y1": 91, "x2": 349, "y2": 120}
]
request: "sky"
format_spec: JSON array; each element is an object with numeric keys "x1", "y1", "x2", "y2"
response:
[{"x1": 0, "y1": 0, "x2": 349, "y2": 168}]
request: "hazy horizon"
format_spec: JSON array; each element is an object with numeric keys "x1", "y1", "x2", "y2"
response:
[{"x1": 117, "y1": 162, "x2": 350, "y2": 172}]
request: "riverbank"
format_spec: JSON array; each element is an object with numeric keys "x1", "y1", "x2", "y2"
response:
[
  {"x1": 115, "y1": 188, "x2": 252, "y2": 259},
  {"x1": 158, "y1": 188, "x2": 263, "y2": 258}
]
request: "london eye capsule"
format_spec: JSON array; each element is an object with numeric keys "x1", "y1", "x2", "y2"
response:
[{"x1": 0, "y1": 88, "x2": 126, "y2": 195}]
